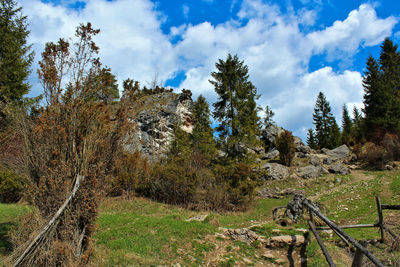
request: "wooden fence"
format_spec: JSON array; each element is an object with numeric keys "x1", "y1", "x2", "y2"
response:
[{"x1": 302, "y1": 196, "x2": 399, "y2": 267}]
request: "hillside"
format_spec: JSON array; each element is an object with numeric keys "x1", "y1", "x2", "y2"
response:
[{"x1": 2, "y1": 169, "x2": 399, "y2": 266}]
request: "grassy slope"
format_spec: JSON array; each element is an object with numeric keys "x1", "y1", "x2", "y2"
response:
[{"x1": 1, "y1": 171, "x2": 400, "y2": 266}]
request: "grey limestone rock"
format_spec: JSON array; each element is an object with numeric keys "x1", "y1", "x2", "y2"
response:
[
  {"x1": 328, "y1": 162, "x2": 350, "y2": 175},
  {"x1": 296, "y1": 165, "x2": 327, "y2": 179},
  {"x1": 322, "y1": 145, "x2": 351, "y2": 161},
  {"x1": 261, "y1": 163, "x2": 290, "y2": 180},
  {"x1": 124, "y1": 91, "x2": 193, "y2": 162}
]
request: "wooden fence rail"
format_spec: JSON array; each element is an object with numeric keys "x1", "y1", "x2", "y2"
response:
[
  {"x1": 301, "y1": 195, "x2": 400, "y2": 267},
  {"x1": 303, "y1": 198, "x2": 385, "y2": 267}
]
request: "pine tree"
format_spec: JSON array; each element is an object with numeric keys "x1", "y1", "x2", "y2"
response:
[
  {"x1": 192, "y1": 95, "x2": 217, "y2": 161},
  {"x1": 306, "y1": 128, "x2": 317, "y2": 149},
  {"x1": 341, "y1": 104, "x2": 353, "y2": 145},
  {"x1": 210, "y1": 54, "x2": 260, "y2": 156},
  {"x1": 263, "y1": 105, "x2": 275, "y2": 127},
  {"x1": 312, "y1": 92, "x2": 341, "y2": 149},
  {"x1": 0, "y1": 0, "x2": 33, "y2": 103}
]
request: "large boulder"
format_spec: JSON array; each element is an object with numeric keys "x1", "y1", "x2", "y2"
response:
[
  {"x1": 261, "y1": 163, "x2": 290, "y2": 180},
  {"x1": 328, "y1": 162, "x2": 350, "y2": 175},
  {"x1": 296, "y1": 165, "x2": 327, "y2": 179},
  {"x1": 260, "y1": 149, "x2": 279, "y2": 160},
  {"x1": 261, "y1": 125, "x2": 310, "y2": 153},
  {"x1": 261, "y1": 125, "x2": 285, "y2": 150},
  {"x1": 322, "y1": 145, "x2": 351, "y2": 161}
]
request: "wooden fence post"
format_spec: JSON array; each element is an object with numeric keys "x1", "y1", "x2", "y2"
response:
[
  {"x1": 351, "y1": 240, "x2": 367, "y2": 267},
  {"x1": 375, "y1": 196, "x2": 385, "y2": 243}
]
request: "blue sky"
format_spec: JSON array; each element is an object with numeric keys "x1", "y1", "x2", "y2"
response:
[{"x1": 20, "y1": 0, "x2": 400, "y2": 140}]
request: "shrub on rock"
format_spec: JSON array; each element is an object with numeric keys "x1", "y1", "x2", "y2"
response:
[{"x1": 275, "y1": 130, "x2": 296, "y2": 167}]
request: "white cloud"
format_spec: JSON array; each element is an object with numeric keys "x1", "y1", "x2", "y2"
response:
[
  {"x1": 307, "y1": 4, "x2": 397, "y2": 57},
  {"x1": 20, "y1": 0, "x2": 398, "y2": 140}
]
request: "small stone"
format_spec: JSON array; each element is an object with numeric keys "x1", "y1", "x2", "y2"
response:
[
  {"x1": 295, "y1": 228, "x2": 308, "y2": 233},
  {"x1": 275, "y1": 258, "x2": 287, "y2": 264},
  {"x1": 262, "y1": 252, "x2": 275, "y2": 259},
  {"x1": 266, "y1": 235, "x2": 306, "y2": 247},
  {"x1": 319, "y1": 230, "x2": 333, "y2": 238},
  {"x1": 243, "y1": 258, "x2": 253, "y2": 264},
  {"x1": 186, "y1": 214, "x2": 208, "y2": 222}
]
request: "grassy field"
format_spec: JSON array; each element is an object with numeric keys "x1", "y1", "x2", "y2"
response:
[{"x1": 1, "y1": 170, "x2": 400, "y2": 266}]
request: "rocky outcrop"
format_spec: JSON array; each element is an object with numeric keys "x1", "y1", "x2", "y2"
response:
[{"x1": 124, "y1": 91, "x2": 193, "y2": 162}]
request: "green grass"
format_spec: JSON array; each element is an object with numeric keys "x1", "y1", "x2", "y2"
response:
[
  {"x1": 0, "y1": 202, "x2": 31, "y2": 263},
  {"x1": 390, "y1": 172, "x2": 400, "y2": 195},
  {"x1": 0, "y1": 203, "x2": 30, "y2": 223},
  {"x1": 1, "y1": 170, "x2": 400, "y2": 266},
  {"x1": 93, "y1": 198, "x2": 218, "y2": 266}
]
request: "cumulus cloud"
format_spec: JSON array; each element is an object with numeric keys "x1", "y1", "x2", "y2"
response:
[
  {"x1": 20, "y1": 0, "x2": 398, "y2": 140},
  {"x1": 307, "y1": 4, "x2": 397, "y2": 57}
]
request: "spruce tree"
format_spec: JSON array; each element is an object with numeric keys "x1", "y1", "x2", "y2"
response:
[
  {"x1": 312, "y1": 92, "x2": 341, "y2": 149},
  {"x1": 263, "y1": 105, "x2": 275, "y2": 127},
  {"x1": 363, "y1": 38, "x2": 400, "y2": 135},
  {"x1": 210, "y1": 54, "x2": 260, "y2": 156},
  {"x1": 341, "y1": 104, "x2": 353, "y2": 145},
  {"x1": 192, "y1": 95, "x2": 217, "y2": 161},
  {"x1": 362, "y1": 56, "x2": 387, "y2": 131},
  {"x1": 0, "y1": 0, "x2": 33, "y2": 103},
  {"x1": 169, "y1": 122, "x2": 192, "y2": 160},
  {"x1": 306, "y1": 128, "x2": 317, "y2": 149},
  {"x1": 352, "y1": 107, "x2": 365, "y2": 143}
]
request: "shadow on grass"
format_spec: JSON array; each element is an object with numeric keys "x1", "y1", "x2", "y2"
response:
[{"x1": 0, "y1": 222, "x2": 15, "y2": 256}]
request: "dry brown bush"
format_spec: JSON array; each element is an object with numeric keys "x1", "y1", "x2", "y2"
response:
[{"x1": 7, "y1": 23, "x2": 130, "y2": 266}]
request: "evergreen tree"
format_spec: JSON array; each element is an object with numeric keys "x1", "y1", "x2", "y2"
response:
[
  {"x1": 169, "y1": 122, "x2": 192, "y2": 160},
  {"x1": 306, "y1": 128, "x2": 317, "y2": 149},
  {"x1": 352, "y1": 107, "x2": 365, "y2": 143},
  {"x1": 312, "y1": 92, "x2": 341, "y2": 149},
  {"x1": 363, "y1": 38, "x2": 400, "y2": 135},
  {"x1": 263, "y1": 105, "x2": 275, "y2": 127},
  {"x1": 210, "y1": 54, "x2": 260, "y2": 156},
  {"x1": 341, "y1": 104, "x2": 353, "y2": 145},
  {"x1": 0, "y1": 0, "x2": 33, "y2": 103},
  {"x1": 362, "y1": 56, "x2": 387, "y2": 131},
  {"x1": 192, "y1": 95, "x2": 217, "y2": 161},
  {"x1": 92, "y1": 67, "x2": 120, "y2": 104},
  {"x1": 275, "y1": 130, "x2": 295, "y2": 166}
]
